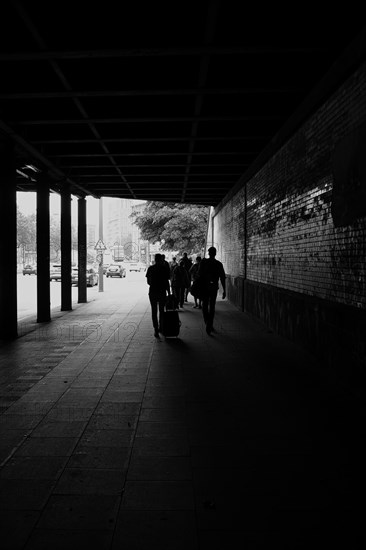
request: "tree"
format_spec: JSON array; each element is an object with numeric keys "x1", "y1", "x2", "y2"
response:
[
  {"x1": 16, "y1": 208, "x2": 80, "y2": 263},
  {"x1": 17, "y1": 207, "x2": 36, "y2": 251},
  {"x1": 130, "y1": 202, "x2": 209, "y2": 256},
  {"x1": 50, "y1": 216, "x2": 61, "y2": 260}
]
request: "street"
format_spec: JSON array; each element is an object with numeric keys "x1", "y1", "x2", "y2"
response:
[{"x1": 17, "y1": 269, "x2": 147, "y2": 321}]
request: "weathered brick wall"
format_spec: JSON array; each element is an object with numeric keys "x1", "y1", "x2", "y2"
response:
[
  {"x1": 211, "y1": 62, "x2": 366, "y2": 378},
  {"x1": 212, "y1": 62, "x2": 366, "y2": 310},
  {"x1": 209, "y1": 186, "x2": 246, "y2": 277}
]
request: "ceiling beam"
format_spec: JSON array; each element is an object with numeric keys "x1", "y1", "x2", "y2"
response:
[
  {"x1": 11, "y1": 115, "x2": 281, "y2": 125},
  {"x1": 49, "y1": 152, "x2": 255, "y2": 158},
  {"x1": 0, "y1": 118, "x2": 91, "y2": 198},
  {"x1": 0, "y1": 88, "x2": 300, "y2": 100},
  {"x1": 13, "y1": 0, "x2": 136, "y2": 201},
  {"x1": 181, "y1": 0, "x2": 220, "y2": 203},
  {"x1": 91, "y1": 187, "x2": 229, "y2": 191},
  {"x1": 0, "y1": 46, "x2": 326, "y2": 62},
  {"x1": 73, "y1": 174, "x2": 241, "y2": 178},
  {"x1": 31, "y1": 136, "x2": 268, "y2": 145},
  {"x1": 63, "y1": 163, "x2": 249, "y2": 168},
  {"x1": 85, "y1": 181, "x2": 231, "y2": 191}
]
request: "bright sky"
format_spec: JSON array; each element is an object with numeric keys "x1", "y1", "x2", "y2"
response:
[
  {"x1": 17, "y1": 192, "x2": 145, "y2": 227},
  {"x1": 17, "y1": 192, "x2": 102, "y2": 225}
]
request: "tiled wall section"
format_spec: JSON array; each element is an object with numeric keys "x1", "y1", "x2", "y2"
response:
[
  {"x1": 213, "y1": 62, "x2": 366, "y2": 310},
  {"x1": 210, "y1": 186, "x2": 246, "y2": 278}
]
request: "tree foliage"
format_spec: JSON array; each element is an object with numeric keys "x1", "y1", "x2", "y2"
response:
[
  {"x1": 130, "y1": 202, "x2": 209, "y2": 256},
  {"x1": 49, "y1": 216, "x2": 61, "y2": 260},
  {"x1": 17, "y1": 207, "x2": 36, "y2": 250},
  {"x1": 16, "y1": 209, "x2": 78, "y2": 261}
]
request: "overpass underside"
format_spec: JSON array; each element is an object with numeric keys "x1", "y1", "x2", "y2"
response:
[{"x1": 2, "y1": 19, "x2": 365, "y2": 380}]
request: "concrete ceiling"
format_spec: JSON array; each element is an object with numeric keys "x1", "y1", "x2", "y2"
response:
[{"x1": 1, "y1": 1, "x2": 365, "y2": 206}]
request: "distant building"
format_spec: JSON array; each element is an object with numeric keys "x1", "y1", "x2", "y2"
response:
[
  {"x1": 104, "y1": 198, "x2": 133, "y2": 248},
  {"x1": 81, "y1": 198, "x2": 147, "y2": 263},
  {"x1": 131, "y1": 202, "x2": 148, "y2": 263}
]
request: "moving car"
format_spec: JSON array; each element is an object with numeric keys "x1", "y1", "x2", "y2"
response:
[
  {"x1": 50, "y1": 264, "x2": 62, "y2": 281},
  {"x1": 71, "y1": 266, "x2": 99, "y2": 287},
  {"x1": 23, "y1": 264, "x2": 37, "y2": 275},
  {"x1": 106, "y1": 263, "x2": 126, "y2": 278}
]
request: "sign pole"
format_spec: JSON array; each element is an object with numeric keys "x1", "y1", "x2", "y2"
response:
[{"x1": 98, "y1": 197, "x2": 104, "y2": 292}]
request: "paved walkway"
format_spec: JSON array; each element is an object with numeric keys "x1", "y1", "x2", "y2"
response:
[{"x1": 0, "y1": 289, "x2": 365, "y2": 549}]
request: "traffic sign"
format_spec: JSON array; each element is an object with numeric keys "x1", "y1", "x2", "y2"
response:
[{"x1": 94, "y1": 239, "x2": 107, "y2": 251}]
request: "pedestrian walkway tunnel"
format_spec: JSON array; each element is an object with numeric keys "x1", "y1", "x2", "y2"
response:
[
  {"x1": 1, "y1": 6, "x2": 365, "y2": 388},
  {"x1": 1, "y1": 6, "x2": 366, "y2": 547}
]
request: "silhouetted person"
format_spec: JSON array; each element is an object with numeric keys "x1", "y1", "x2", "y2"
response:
[
  {"x1": 161, "y1": 254, "x2": 171, "y2": 277},
  {"x1": 197, "y1": 246, "x2": 226, "y2": 334},
  {"x1": 180, "y1": 252, "x2": 192, "y2": 302},
  {"x1": 169, "y1": 257, "x2": 178, "y2": 279},
  {"x1": 180, "y1": 252, "x2": 192, "y2": 270},
  {"x1": 189, "y1": 256, "x2": 202, "y2": 308},
  {"x1": 171, "y1": 260, "x2": 190, "y2": 309},
  {"x1": 146, "y1": 253, "x2": 170, "y2": 337}
]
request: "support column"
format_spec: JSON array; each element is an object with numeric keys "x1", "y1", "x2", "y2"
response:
[
  {"x1": 36, "y1": 173, "x2": 51, "y2": 322},
  {"x1": 60, "y1": 184, "x2": 72, "y2": 311},
  {"x1": 78, "y1": 196, "x2": 87, "y2": 303},
  {"x1": 0, "y1": 140, "x2": 17, "y2": 339}
]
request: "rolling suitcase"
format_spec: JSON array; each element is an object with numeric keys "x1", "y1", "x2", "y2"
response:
[
  {"x1": 162, "y1": 297, "x2": 181, "y2": 337},
  {"x1": 162, "y1": 310, "x2": 181, "y2": 337},
  {"x1": 165, "y1": 294, "x2": 179, "y2": 310}
]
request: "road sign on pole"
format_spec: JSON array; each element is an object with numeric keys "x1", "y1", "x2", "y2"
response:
[
  {"x1": 94, "y1": 239, "x2": 107, "y2": 251},
  {"x1": 97, "y1": 198, "x2": 104, "y2": 292}
]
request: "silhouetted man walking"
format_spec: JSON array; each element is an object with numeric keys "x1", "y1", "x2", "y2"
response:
[
  {"x1": 197, "y1": 246, "x2": 226, "y2": 334},
  {"x1": 180, "y1": 252, "x2": 192, "y2": 302},
  {"x1": 146, "y1": 253, "x2": 170, "y2": 338},
  {"x1": 171, "y1": 259, "x2": 190, "y2": 309}
]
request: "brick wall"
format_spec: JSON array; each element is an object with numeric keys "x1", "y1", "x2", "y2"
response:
[
  {"x1": 208, "y1": 186, "x2": 246, "y2": 278},
  {"x1": 210, "y1": 61, "x2": 366, "y2": 380}
]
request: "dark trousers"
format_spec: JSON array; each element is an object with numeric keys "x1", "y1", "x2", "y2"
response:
[
  {"x1": 172, "y1": 286, "x2": 185, "y2": 307},
  {"x1": 149, "y1": 291, "x2": 166, "y2": 330},
  {"x1": 184, "y1": 286, "x2": 190, "y2": 301},
  {"x1": 193, "y1": 295, "x2": 202, "y2": 307},
  {"x1": 201, "y1": 288, "x2": 218, "y2": 330}
]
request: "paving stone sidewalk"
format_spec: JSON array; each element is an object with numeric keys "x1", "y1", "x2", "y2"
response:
[{"x1": 0, "y1": 290, "x2": 365, "y2": 549}]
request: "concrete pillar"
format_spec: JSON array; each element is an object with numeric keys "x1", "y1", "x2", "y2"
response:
[
  {"x1": 36, "y1": 173, "x2": 51, "y2": 322},
  {"x1": 77, "y1": 196, "x2": 87, "y2": 303},
  {"x1": 60, "y1": 184, "x2": 72, "y2": 311},
  {"x1": 0, "y1": 140, "x2": 18, "y2": 339}
]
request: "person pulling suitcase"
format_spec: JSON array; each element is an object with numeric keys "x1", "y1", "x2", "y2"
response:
[{"x1": 146, "y1": 253, "x2": 171, "y2": 338}]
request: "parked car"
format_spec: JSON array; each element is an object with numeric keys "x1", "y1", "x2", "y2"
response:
[
  {"x1": 50, "y1": 264, "x2": 62, "y2": 281},
  {"x1": 23, "y1": 264, "x2": 37, "y2": 275},
  {"x1": 128, "y1": 262, "x2": 142, "y2": 272},
  {"x1": 106, "y1": 264, "x2": 126, "y2": 278},
  {"x1": 102, "y1": 263, "x2": 110, "y2": 274},
  {"x1": 71, "y1": 266, "x2": 99, "y2": 287}
]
